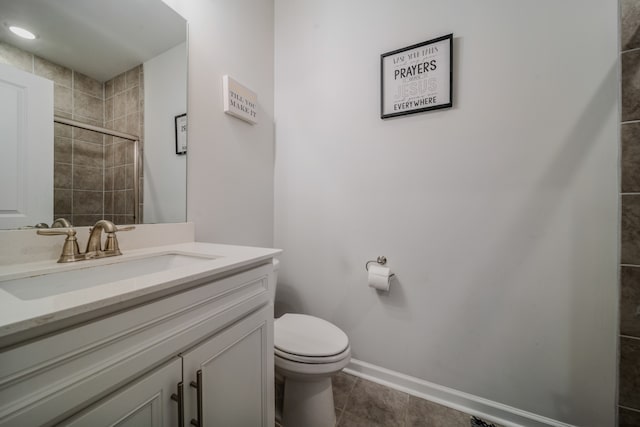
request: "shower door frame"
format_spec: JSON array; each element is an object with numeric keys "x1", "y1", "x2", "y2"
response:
[{"x1": 54, "y1": 116, "x2": 140, "y2": 224}]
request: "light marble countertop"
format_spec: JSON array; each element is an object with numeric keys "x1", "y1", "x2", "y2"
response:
[{"x1": 0, "y1": 241, "x2": 281, "y2": 346}]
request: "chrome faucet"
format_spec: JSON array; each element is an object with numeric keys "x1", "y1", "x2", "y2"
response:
[{"x1": 37, "y1": 220, "x2": 135, "y2": 263}]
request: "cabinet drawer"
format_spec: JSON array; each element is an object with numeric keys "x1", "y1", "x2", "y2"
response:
[{"x1": 0, "y1": 262, "x2": 273, "y2": 426}]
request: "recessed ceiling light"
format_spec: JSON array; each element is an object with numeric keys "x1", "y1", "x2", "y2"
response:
[{"x1": 9, "y1": 26, "x2": 36, "y2": 40}]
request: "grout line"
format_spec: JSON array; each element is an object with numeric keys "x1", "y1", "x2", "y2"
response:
[
  {"x1": 621, "y1": 193, "x2": 640, "y2": 196},
  {"x1": 620, "y1": 334, "x2": 640, "y2": 341},
  {"x1": 620, "y1": 264, "x2": 640, "y2": 268},
  {"x1": 621, "y1": 119, "x2": 640, "y2": 125}
]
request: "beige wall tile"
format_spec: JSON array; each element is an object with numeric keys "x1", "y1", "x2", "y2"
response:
[
  {"x1": 34, "y1": 56, "x2": 72, "y2": 87},
  {"x1": 54, "y1": 84, "x2": 72, "y2": 113},
  {"x1": 104, "y1": 191, "x2": 114, "y2": 214},
  {"x1": 619, "y1": 337, "x2": 640, "y2": 409},
  {"x1": 622, "y1": 122, "x2": 640, "y2": 192},
  {"x1": 619, "y1": 407, "x2": 640, "y2": 427},
  {"x1": 55, "y1": 123, "x2": 72, "y2": 138},
  {"x1": 104, "y1": 143, "x2": 115, "y2": 168},
  {"x1": 72, "y1": 190, "x2": 103, "y2": 214},
  {"x1": 54, "y1": 110, "x2": 72, "y2": 119},
  {"x1": 74, "y1": 127, "x2": 104, "y2": 144},
  {"x1": 114, "y1": 92, "x2": 126, "y2": 119},
  {"x1": 113, "y1": 117, "x2": 126, "y2": 133},
  {"x1": 622, "y1": 0, "x2": 640, "y2": 51},
  {"x1": 104, "y1": 78, "x2": 114, "y2": 99},
  {"x1": 125, "y1": 65, "x2": 140, "y2": 89},
  {"x1": 114, "y1": 165, "x2": 127, "y2": 190},
  {"x1": 126, "y1": 112, "x2": 139, "y2": 135},
  {"x1": 622, "y1": 50, "x2": 640, "y2": 122},
  {"x1": 0, "y1": 42, "x2": 32, "y2": 72},
  {"x1": 125, "y1": 87, "x2": 139, "y2": 114},
  {"x1": 73, "y1": 91, "x2": 104, "y2": 122},
  {"x1": 74, "y1": 71, "x2": 103, "y2": 98},
  {"x1": 54, "y1": 189, "x2": 72, "y2": 217},
  {"x1": 73, "y1": 166, "x2": 103, "y2": 191},
  {"x1": 114, "y1": 190, "x2": 126, "y2": 214},
  {"x1": 74, "y1": 141, "x2": 104, "y2": 168},
  {"x1": 622, "y1": 195, "x2": 640, "y2": 264},
  {"x1": 125, "y1": 164, "x2": 135, "y2": 188},
  {"x1": 621, "y1": 267, "x2": 640, "y2": 338},
  {"x1": 125, "y1": 189, "x2": 134, "y2": 212},
  {"x1": 54, "y1": 136, "x2": 72, "y2": 164},
  {"x1": 54, "y1": 163, "x2": 72, "y2": 189},
  {"x1": 105, "y1": 97, "x2": 114, "y2": 122},
  {"x1": 104, "y1": 167, "x2": 114, "y2": 191},
  {"x1": 114, "y1": 141, "x2": 127, "y2": 166},
  {"x1": 113, "y1": 73, "x2": 125, "y2": 93},
  {"x1": 73, "y1": 214, "x2": 103, "y2": 227}
]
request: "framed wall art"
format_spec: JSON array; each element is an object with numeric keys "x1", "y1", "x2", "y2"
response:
[
  {"x1": 381, "y1": 34, "x2": 453, "y2": 119},
  {"x1": 175, "y1": 113, "x2": 187, "y2": 155}
]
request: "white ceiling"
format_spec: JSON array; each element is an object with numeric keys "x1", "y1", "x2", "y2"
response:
[{"x1": 0, "y1": 0, "x2": 186, "y2": 82}]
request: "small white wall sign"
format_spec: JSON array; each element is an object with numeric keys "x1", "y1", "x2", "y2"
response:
[{"x1": 223, "y1": 75, "x2": 257, "y2": 124}]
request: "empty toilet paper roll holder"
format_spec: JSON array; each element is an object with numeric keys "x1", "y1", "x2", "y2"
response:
[{"x1": 365, "y1": 256, "x2": 395, "y2": 277}]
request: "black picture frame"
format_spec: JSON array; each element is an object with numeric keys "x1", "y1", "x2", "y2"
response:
[
  {"x1": 175, "y1": 113, "x2": 187, "y2": 155},
  {"x1": 380, "y1": 34, "x2": 453, "y2": 119}
]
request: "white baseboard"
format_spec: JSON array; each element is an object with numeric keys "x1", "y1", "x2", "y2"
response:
[{"x1": 343, "y1": 359, "x2": 574, "y2": 427}]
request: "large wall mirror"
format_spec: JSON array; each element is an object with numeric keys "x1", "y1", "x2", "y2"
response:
[{"x1": 0, "y1": 0, "x2": 187, "y2": 229}]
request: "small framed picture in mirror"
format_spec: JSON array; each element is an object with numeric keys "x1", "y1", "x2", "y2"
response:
[{"x1": 175, "y1": 113, "x2": 187, "y2": 155}]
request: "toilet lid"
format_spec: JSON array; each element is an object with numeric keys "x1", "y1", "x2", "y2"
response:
[{"x1": 275, "y1": 314, "x2": 349, "y2": 357}]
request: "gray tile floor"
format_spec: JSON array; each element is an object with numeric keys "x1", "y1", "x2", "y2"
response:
[{"x1": 277, "y1": 372, "x2": 502, "y2": 427}]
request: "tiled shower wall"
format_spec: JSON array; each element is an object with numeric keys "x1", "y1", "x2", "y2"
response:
[
  {"x1": 104, "y1": 66, "x2": 144, "y2": 226},
  {"x1": 619, "y1": 1, "x2": 640, "y2": 425},
  {"x1": 0, "y1": 41, "x2": 142, "y2": 227}
]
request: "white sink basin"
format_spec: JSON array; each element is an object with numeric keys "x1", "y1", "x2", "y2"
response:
[{"x1": 0, "y1": 253, "x2": 216, "y2": 301}]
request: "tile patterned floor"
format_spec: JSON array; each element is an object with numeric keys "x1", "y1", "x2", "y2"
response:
[{"x1": 277, "y1": 372, "x2": 502, "y2": 427}]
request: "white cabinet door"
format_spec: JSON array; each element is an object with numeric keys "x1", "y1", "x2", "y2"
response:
[
  {"x1": 0, "y1": 62, "x2": 53, "y2": 229},
  {"x1": 182, "y1": 304, "x2": 274, "y2": 427},
  {"x1": 61, "y1": 358, "x2": 182, "y2": 427}
]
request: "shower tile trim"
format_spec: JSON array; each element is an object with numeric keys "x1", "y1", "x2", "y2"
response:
[{"x1": 344, "y1": 359, "x2": 574, "y2": 427}]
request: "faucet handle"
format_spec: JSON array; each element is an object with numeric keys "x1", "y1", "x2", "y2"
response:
[
  {"x1": 103, "y1": 224, "x2": 135, "y2": 253},
  {"x1": 51, "y1": 217, "x2": 72, "y2": 228},
  {"x1": 37, "y1": 228, "x2": 83, "y2": 263}
]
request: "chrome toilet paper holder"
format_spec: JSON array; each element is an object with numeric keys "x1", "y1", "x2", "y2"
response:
[{"x1": 365, "y1": 256, "x2": 389, "y2": 271}]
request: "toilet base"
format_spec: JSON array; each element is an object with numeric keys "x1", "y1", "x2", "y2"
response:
[{"x1": 282, "y1": 376, "x2": 335, "y2": 427}]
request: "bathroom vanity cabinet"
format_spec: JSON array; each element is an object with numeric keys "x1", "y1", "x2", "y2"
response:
[{"x1": 0, "y1": 261, "x2": 275, "y2": 427}]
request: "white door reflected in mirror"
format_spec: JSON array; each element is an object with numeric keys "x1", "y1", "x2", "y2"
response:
[{"x1": 0, "y1": 63, "x2": 53, "y2": 229}]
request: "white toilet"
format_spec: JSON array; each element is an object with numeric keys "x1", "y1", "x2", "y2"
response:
[{"x1": 272, "y1": 260, "x2": 351, "y2": 427}]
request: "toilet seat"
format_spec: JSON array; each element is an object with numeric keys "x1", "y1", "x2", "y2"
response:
[
  {"x1": 275, "y1": 313, "x2": 349, "y2": 360},
  {"x1": 275, "y1": 345, "x2": 351, "y2": 364}
]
